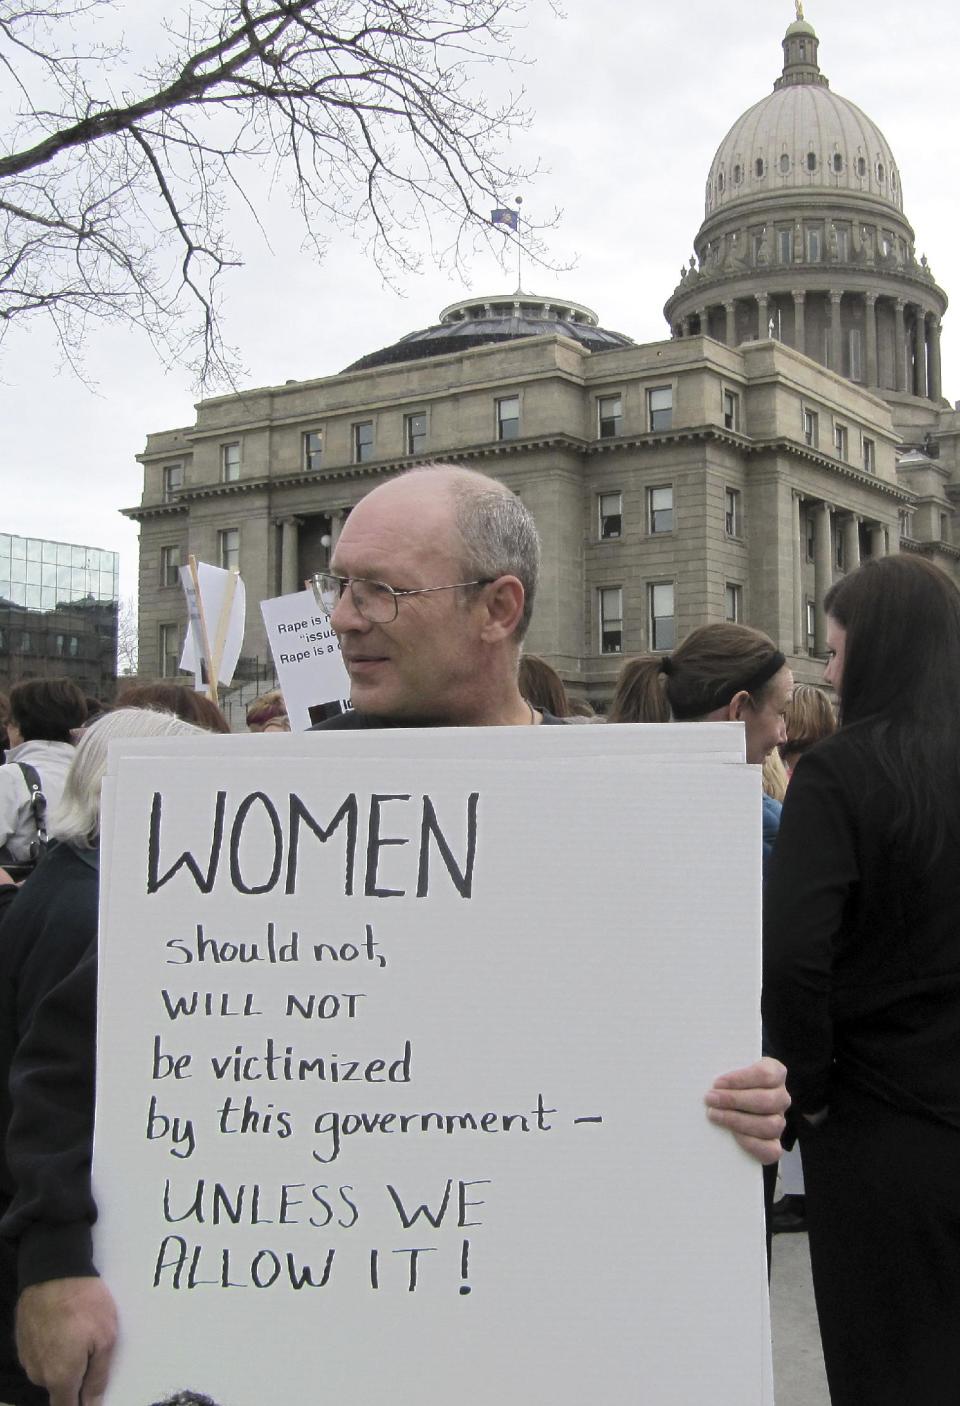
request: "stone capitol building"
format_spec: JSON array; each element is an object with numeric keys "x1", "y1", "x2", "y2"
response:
[{"x1": 126, "y1": 11, "x2": 960, "y2": 710}]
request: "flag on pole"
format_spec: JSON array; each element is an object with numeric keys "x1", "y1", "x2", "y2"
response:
[{"x1": 490, "y1": 207, "x2": 519, "y2": 231}]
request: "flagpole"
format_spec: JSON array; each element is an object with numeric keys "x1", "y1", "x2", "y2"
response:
[{"x1": 515, "y1": 196, "x2": 523, "y2": 294}]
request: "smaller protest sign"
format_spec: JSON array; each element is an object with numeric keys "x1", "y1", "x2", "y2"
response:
[
  {"x1": 260, "y1": 588, "x2": 351, "y2": 730},
  {"x1": 180, "y1": 559, "x2": 246, "y2": 692}
]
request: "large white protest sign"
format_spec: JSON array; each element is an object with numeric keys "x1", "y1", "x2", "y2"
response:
[
  {"x1": 94, "y1": 730, "x2": 767, "y2": 1406},
  {"x1": 260, "y1": 588, "x2": 351, "y2": 729}
]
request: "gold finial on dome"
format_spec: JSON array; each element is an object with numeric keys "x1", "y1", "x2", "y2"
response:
[{"x1": 795, "y1": 1, "x2": 804, "y2": 18}]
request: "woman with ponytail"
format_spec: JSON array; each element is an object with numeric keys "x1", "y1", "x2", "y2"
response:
[{"x1": 609, "y1": 622, "x2": 794, "y2": 871}]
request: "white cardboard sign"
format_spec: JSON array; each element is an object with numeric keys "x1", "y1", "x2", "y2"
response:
[
  {"x1": 180, "y1": 562, "x2": 246, "y2": 688},
  {"x1": 259, "y1": 588, "x2": 351, "y2": 729},
  {"x1": 94, "y1": 732, "x2": 767, "y2": 1406}
]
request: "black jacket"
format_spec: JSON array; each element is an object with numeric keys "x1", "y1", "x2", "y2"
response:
[
  {"x1": 763, "y1": 728, "x2": 960, "y2": 1125},
  {"x1": 0, "y1": 843, "x2": 99, "y2": 1405}
]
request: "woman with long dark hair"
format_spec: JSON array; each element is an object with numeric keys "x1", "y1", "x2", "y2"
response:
[{"x1": 763, "y1": 554, "x2": 960, "y2": 1404}]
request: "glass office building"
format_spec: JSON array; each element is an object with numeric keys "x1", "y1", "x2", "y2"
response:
[
  {"x1": 0, "y1": 533, "x2": 119, "y2": 696},
  {"x1": 0, "y1": 534, "x2": 119, "y2": 611}
]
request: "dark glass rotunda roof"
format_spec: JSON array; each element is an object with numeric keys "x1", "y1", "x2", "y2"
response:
[{"x1": 344, "y1": 294, "x2": 633, "y2": 372}]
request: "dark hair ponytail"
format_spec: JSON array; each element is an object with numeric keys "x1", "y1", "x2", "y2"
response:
[{"x1": 609, "y1": 623, "x2": 783, "y2": 723}]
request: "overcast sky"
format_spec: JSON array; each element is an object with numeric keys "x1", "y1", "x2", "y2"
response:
[{"x1": 4, "y1": 0, "x2": 959, "y2": 605}]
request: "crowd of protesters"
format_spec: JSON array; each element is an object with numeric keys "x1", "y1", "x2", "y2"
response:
[{"x1": 0, "y1": 464, "x2": 957, "y2": 1405}]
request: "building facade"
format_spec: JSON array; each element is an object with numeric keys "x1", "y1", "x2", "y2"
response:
[
  {"x1": 0, "y1": 533, "x2": 119, "y2": 698},
  {"x1": 125, "y1": 15, "x2": 960, "y2": 709}
]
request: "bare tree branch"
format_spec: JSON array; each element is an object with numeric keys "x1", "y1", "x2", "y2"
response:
[{"x1": 0, "y1": 0, "x2": 559, "y2": 384}]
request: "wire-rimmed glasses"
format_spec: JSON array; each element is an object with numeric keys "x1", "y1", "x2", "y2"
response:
[{"x1": 310, "y1": 572, "x2": 495, "y2": 624}]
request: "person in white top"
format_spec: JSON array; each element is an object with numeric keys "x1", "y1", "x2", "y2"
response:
[{"x1": 0, "y1": 679, "x2": 88, "y2": 867}]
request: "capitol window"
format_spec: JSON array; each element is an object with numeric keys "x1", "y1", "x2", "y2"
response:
[
  {"x1": 780, "y1": 153, "x2": 790, "y2": 174},
  {"x1": 733, "y1": 164, "x2": 742, "y2": 184},
  {"x1": 598, "y1": 394, "x2": 623, "y2": 438},
  {"x1": 353, "y1": 421, "x2": 374, "y2": 462},
  {"x1": 806, "y1": 152, "x2": 817, "y2": 172},
  {"x1": 600, "y1": 587, "x2": 623, "y2": 654},
  {"x1": 833, "y1": 152, "x2": 843, "y2": 174},
  {"x1": 598, "y1": 492, "x2": 622, "y2": 540},
  {"x1": 647, "y1": 485, "x2": 674, "y2": 535},
  {"x1": 647, "y1": 386, "x2": 673, "y2": 432},
  {"x1": 806, "y1": 228, "x2": 822, "y2": 262},
  {"x1": 303, "y1": 430, "x2": 323, "y2": 471},
  {"x1": 876, "y1": 161, "x2": 885, "y2": 182},
  {"x1": 778, "y1": 229, "x2": 793, "y2": 263},
  {"x1": 648, "y1": 582, "x2": 675, "y2": 652},
  {"x1": 857, "y1": 156, "x2": 867, "y2": 177},
  {"x1": 755, "y1": 156, "x2": 765, "y2": 178}
]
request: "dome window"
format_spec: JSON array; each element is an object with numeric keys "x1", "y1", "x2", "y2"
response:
[
  {"x1": 733, "y1": 163, "x2": 742, "y2": 184},
  {"x1": 755, "y1": 156, "x2": 765, "y2": 178},
  {"x1": 718, "y1": 170, "x2": 725, "y2": 193},
  {"x1": 857, "y1": 156, "x2": 867, "y2": 177},
  {"x1": 780, "y1": 153, "x2": 790, "y2": 174},
  {"x1": 833, "y1": 153, "x2": 843, "y2": 174},
  {"x1": 891, "y1": 170, "x2": 898, "y2": 192},
  {"x1": 806, "y1": 152, "x2": 817, "y2": 172},
  {"x1": 876, "y1": 161, "x2": 885, "y2": 182}
]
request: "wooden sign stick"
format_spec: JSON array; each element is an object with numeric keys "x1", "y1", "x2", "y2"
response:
[
  {"x1": 188, "y1": 555, "x2": 219, "y2": 704},
  {"x1": 209, "y1": 568, "x2": 239, "y2": 694}
]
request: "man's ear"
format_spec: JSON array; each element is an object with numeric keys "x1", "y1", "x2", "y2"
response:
[
  {"x1": 727, "y1": 689, "x2": 752, "y2": 722},
  {"x1": 479, "y1": 575, "x2": 526, "y2": 643}
]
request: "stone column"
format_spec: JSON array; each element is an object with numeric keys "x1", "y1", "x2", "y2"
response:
[
  {"x1": 280, "y1": 516, "x2": 302, "y2": 595},
  {"x1": 757, "y1": 292, "x2": 769, "y2": 340},
  {"x1": 329, "y1": 510, "x2": 348, "y2": 551},
  {"x1": 843, "y1": 514, "x2": 861, "y2": 572},
  {"x1": 792, "y1": 491, "x2": 805, "y2": 653},
  {"x1": 931, "y1": 318, "x2": 943, "y2": 402},
  {"x1": 792, "y1": 290, "x2": 806, "y2": 356},
  {"x1": 813, "y1": 501, "x2": 832, "y2": 654},
  {"x1": 914, "y1": 308, "x2": 927, "y2": 397},
  {"x1": 724, "y1": 300, "x2": 736, "y2": 346},
  {"x1": 894, "y1": 299, "x2": 907, "y2": 392},
  {"x1": 829, "y1": 290, "x2": 843, "y2": 373},
  {"x1": 865, "y1": 293, "x2": 879, "y2": 387},
  {"x1": 870, "y1": 524, "x2": 888, "y2": 558}
]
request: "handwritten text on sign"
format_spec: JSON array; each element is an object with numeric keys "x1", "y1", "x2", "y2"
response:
[{"x1": 94, "y1": 741, "x2": 765, "y2": 1405}]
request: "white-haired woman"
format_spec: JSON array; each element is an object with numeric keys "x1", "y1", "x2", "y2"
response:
[{"x1": 0, "y1": 709, "x2": 203, "y2": 1406}]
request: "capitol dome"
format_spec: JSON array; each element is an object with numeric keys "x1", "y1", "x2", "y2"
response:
[
  {"x1": 706, "y1": 74, "x2": 903, "y2": 219},
  {"x1": 663, "y1": 11, "x2": 946, "y2": 413}
]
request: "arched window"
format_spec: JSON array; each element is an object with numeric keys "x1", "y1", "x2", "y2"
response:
[
  {"x1": 733, "y1": 164, "x2": 742, "y2": 184},
  {"x1": 857, "y1": 156, "x2": 867, "y2": 177},
  {"x1": 755, "y1": 156, "x2": 765, "y2": 178},
  {"x1": 833, "y1": 152, "x2": 843, "y2": 174},
  {"x1": 807, "y1": 151, "x2": 817, "y2": 172},
  {"x1": 877, "y1": 161, "x2": 885, "y2": 182},
  {"x1": 780, "y1": 153, "x2": 790, "y2": 174},
  {"x1": 718, "y1": 170, "x2": 725, "y2": 193}
]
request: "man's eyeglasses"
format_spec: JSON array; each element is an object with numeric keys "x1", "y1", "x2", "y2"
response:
[{"x1": 310, "y1": 572, "x2": 495, "y2": 625}]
